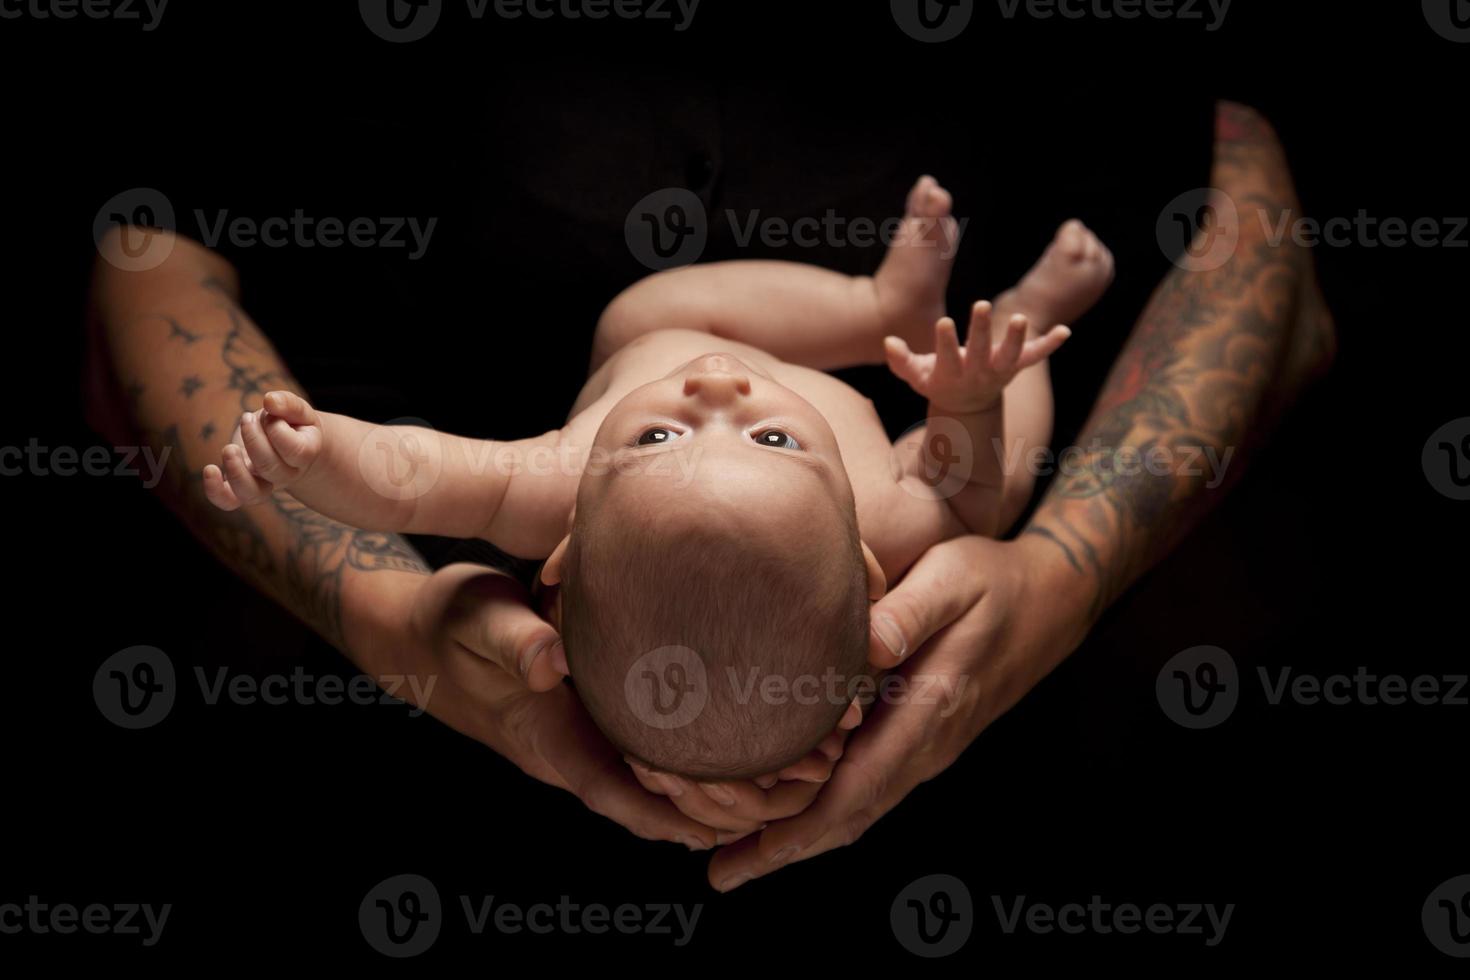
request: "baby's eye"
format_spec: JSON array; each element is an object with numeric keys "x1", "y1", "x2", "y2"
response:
[
  {"x1": 752, "y1": 428, "x2": 801, "y2": 450},
  {"x1": 635, "y1": 427, "x2": 680, "y2": 446}
]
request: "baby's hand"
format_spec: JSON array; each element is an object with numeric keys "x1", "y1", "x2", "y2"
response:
[
  {"x1": 202, "y1": 390, "x2": 323, "y2": 511},
  {"x1": 883, "y1": 301, "x2": 1071, "y2": 413}
]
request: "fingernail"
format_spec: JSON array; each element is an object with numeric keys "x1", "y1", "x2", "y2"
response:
[
  {"x1": 549, "y1": 640, "x2": 569, "y2": 676},
  {"x1": 518, "y1": 638, "x2": 550, "y2": 678},
  {"x1": 755, "y1": 775, "x2": 778, "y2": 789},
  {"x1": 657, "y1": 774, "x2": 684, "y2": 797},
  {"x1": 718, "y1": 873, "x2": 753, "y2": 893},
  {"x1": 872, "y1": 613, "x2": 907, "y2": 661},
  {"x1": 769, "y1": 846, "x2": 797, "y2": 866},
  {"x1": 699, "y1": 782, "x2": 737, "y2": 806},
  {"x1": 677, "y1": 835, "x2": 709, "y2": 852},
  {"x1": 715, "y1": 830, "x2": 744, "y2": 845}
]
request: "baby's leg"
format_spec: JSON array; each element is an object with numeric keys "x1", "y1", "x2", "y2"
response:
[
  {"x1": 986, "y1": 220, "x2": 1114, "y2": 507},
  {"x1": 592, "y1": 176, "x2": 959, "y2": 371}
]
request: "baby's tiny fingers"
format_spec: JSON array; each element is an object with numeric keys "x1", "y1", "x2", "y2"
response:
[
  {"x1": 882, "y1": 336, "x2": 923, "y2": 387},
  {"x1": 933, "y1": 317, "x2": 963, "y2": 376},
  {"x1": 220, "y1": 443, "x2": 272, "y2": 505},
  {"x1": 989, "y1": 313, "x2": 1029, "y2": 374},
  {"x1": 239, "y1": 411, "x2": 295, "y2": 485},
  {"x1": 202, "y1": 464, "x2": 243, "y2": 512},
  {"x1": 1015, "y1": 325, "x2": 1072, "y2": 371},
  {"x1": 262, "y1": 413, "x2": 320, "y2": 470},
  {"x1": 262, "y1": 389, "x2": 319, "y2": 427}
]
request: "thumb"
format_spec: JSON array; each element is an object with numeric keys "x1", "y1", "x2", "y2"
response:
[
  {"x1": 867, "y1": 539, "x2": 985, "y2": 669},
  {"x1": 436, "y1": 563, "x2": 568, "y2": 691}
]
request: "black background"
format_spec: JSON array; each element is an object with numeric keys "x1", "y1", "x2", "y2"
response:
[{"x1": 3, "y1": 0, "x2": 1466, "y2": 968}]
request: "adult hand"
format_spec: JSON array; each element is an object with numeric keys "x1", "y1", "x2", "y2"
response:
[
  {"x1": 344, "y1": 562, "x2": 721, "y2": 849},
  {"x1": 706, "y1": 532, "x2": 1092, "y2": 889},
  {"x1": 624, "y1": 702, "x2": 862, "y2": 839}
]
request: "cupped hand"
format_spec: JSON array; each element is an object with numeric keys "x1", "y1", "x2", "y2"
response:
[
  {"x1": 345, "y1": 562, "x2": 721, "y2": 849},
  {"x1": 705, "y1": 532, "x2": 1091, "y2": 889}
]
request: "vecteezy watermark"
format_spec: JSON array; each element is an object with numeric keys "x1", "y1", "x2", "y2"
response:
[
  {"x1": 0, "y1": 0, "x2": 168, "y2": 30},
  {"x1": 358, "y1": 0, "x2": 699, "y2": 43},
  {"x1": 1423, "y1": 0, "x2": 1470, "y2": 43},
  {"x1": 0, "y1": 897, "x2": 171, "y2": 947},
  {"x1": 1423, "y1": 417, "x2": 1470, "y2": 500},
  {"x1": 1157, "y1": 187, "x2": 1240, "y2": 272},
  {"x1": 1159, "y1": 187, "x2": 1468, "y2": 270},
  {"x1": 1158, "y1": 645, "x2": 1468, "y2": 729},
  {"x1": 993, "y1": 895, "x2": 1234, "y2": 947},
  {"x1": 892, "y1": 418, "x2": 975, "y2": 502},
  {"x1": 354, "y1": 419, "x2": 705, "y2": 501},
  {"x1": 623, "y1": 647, "x2": 969, "y2": 730},
  {"x1": 94, "y1": 646, "x2": 435, "y2": 729},
  {"x1": 891, "y1": 874, "x2": 975, "y2": 957},
  {"x1": 94, "y1": 646, "x2": 177, "y2": 730},
  {"x1": 1156, "y1": 645, "x2": 1239, "y2": 729},
  {"x1": 891, "y1": 0, "x2": 1228, "y2": 42},
  {"x1": 94, "y1": 187, "x2": 438, "y2": 272},
  {"x1": 1258, "y1": 667, "x2": 1468, "y2": 708},
  {"x1": 1424, "y1": 875, "x2": 1470, "y2": 958},
  {"x1": 358, "y1": 874, "x2": 701, "y2": 957},
  {"x1": 624, "y1": 188, "x2": 967, "y2": 271},
  {"x1": 0, "y1": 439, "x2": 170, "y2": 488}
]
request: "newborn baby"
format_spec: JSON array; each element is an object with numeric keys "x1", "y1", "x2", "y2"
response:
[{"x1": 202, "y1": 177, "x2": 1113, "y2": 780}]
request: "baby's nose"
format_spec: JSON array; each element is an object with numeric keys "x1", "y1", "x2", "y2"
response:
[{"x1": 683, "y1": 367, "x2": 751, "y2": 403}]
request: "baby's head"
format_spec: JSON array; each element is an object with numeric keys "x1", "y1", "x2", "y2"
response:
[{"x1": 544, "y1": 353, "x2": 883, "y2": 780}]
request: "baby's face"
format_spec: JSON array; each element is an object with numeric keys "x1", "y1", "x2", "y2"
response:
[{"x1": 580, "y1": 353, "x2": 854, "y2": 533}]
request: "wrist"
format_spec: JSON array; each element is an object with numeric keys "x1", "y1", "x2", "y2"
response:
[
  {"x1": 339, "y1": 566, "x2": 427, "y2": 675},
  {"x1": 1011, "y1": 529, "x2": 1095, "y2": 654}
]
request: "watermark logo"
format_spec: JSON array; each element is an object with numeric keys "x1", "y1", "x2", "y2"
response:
[
  {"x1": 994, "y1": 895, "x2": 1234, "y2": 946},
  {"x1": 892, "y1": 417, "x2": 975, "y2": 501},
  {"x1": 95, "y1": 188, "x2": 438, "y2": 270},
  {"x1": 1424, "y1": 875, "x2": 1470, "y2": 957},
  {"x1": 1423, "y1": 417, "x2": 1470, "y2": 500},
  {"x1": 626, "y1": 188, "x2": 708, "y2": 270},
  {"x1": 1424, "y1": 0, "x2": 1470, "y2": 42},
  {"x1": 93, "y1": 646, "x2": 175, "y2": 729},
  {"x1": 624, "y1": 645, "x2": 709, "y2": 730},
  {"x1": 361, "y1": 0, "x2": 699, "y2": 42},
  {"x1": 360, "y1": 0, "x2": 443, "y2": 41},
  {"x1": 93, "y1": 187, "x2": 177, "y2": 272},
  {"x1": 1156, "y1": 645, "x2": 1238, "y2": 729},
  {"x1": 891, "y1": 0, "x2": 973, "y2": 42},
  {"x1": 891, "y1": 874, "x2": 974, "y2": 956},
  {"x1": 360, "y1": 874, "x2": 442, "y2": 958},
  {"x1": 0, "y1": 898, "x2": 171, "y2": 947},
  {"x1": 1157, "y1": 187, "x2": 1239, "y2": 272},
  {"x1": 0, "y1": 0, "x2": 168, "y2": 30},
  {"x1": 357, "y1": 417, "x2": 444, "y2": 502},
  {"x1": 0, "y1": 440, "x2": 170, "y2": 488}
]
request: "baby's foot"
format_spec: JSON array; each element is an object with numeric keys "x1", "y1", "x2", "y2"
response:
[
  {"x1": 202, "y1": 390, "x2": 323, "y2": 511},
  {"x1": 873, "y1": 175, "x2": 960, "y2": 352},
  {"x1": 1001, "y1": 219, "x2": 1114, "y2": 331}
]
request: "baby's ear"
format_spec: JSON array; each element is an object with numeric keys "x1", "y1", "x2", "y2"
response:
[
  {"x1": 541, "y1": 534, "x2": 572, "y2": 586},
  {"x1": 860, "y1": 540, "x2": 887, "y2": 599}
]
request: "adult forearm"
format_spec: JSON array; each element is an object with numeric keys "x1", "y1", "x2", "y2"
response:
[
  {"x1": 86, "y1": 230, "x2": 429, "y2": 655},
  {"x1": 1023, "y1": 101, "x2": 1334, "y2": 623}
]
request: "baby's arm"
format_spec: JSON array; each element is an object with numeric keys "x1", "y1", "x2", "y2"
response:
[
  {"x1": 202, "y1": 390, "x2": 573, "y2": 558},
  {"x1": 594, "y1": 176, "x2": 957, "y2": 372},
  {"x1": 888, "y1": 305, "x2": 1070, "y2": 537}
]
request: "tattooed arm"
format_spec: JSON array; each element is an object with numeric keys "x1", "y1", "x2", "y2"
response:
[
  {"x1": 1022, "y1": 99, "x2": 1336, "y2": 621},
  {"x1": 704, "y1": 101, "x2": 1336, "y2": 889},
  {"x1": 86, "y1": 229, "x2": 430, "y2": 653},
  {"x1": 85, "y1": 229, "x2": 718, "y2": 846}
]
